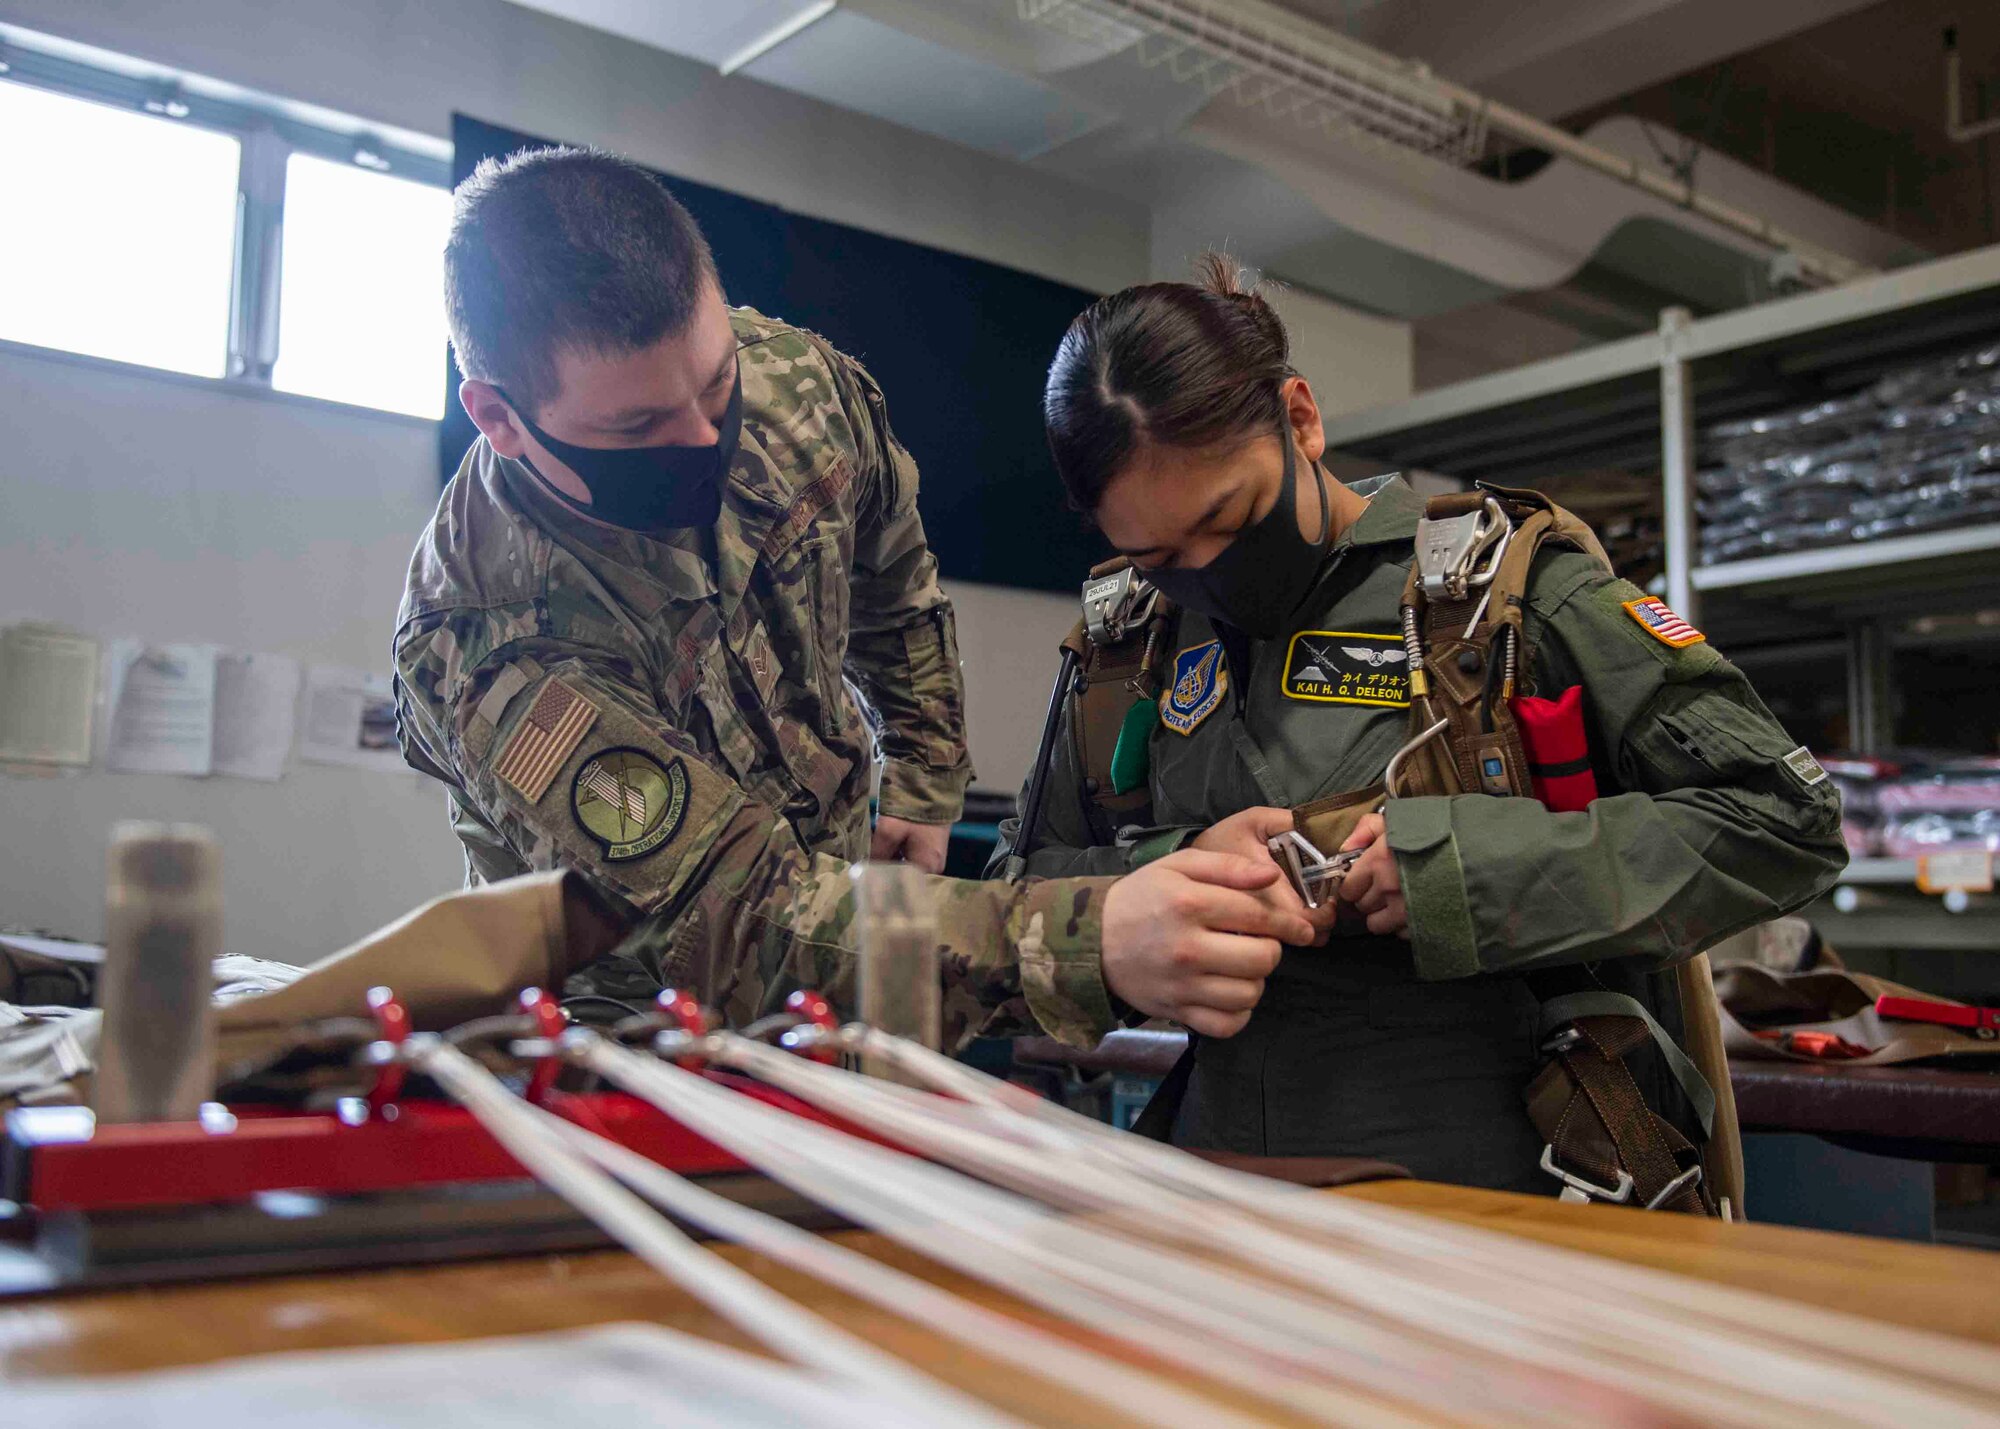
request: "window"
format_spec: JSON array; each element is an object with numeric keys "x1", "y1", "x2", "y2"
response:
[
  {"x1": 0, "y1": 29, "x2": 450, "y2": 418},
  {"x1": 272, "y1": 154, "x2": 452, "y2": 419},
  {"x1": 0, "y1": 80, "x2": 240, "y2": 378}
]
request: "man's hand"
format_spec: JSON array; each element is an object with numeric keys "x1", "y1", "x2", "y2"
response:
[
  {"x1": 1335, "y1": 812, "x2": 1408, "y2": 937},
  {"x1": 1100, "y1": 850, "x2": 1315, "y2": 1039},
  {"x1": 871, "y1": 815, "x2": 951, "y2": 874},
  {"x1": 1191, "y1": 806, "x2": 1339, "y2": 946}
]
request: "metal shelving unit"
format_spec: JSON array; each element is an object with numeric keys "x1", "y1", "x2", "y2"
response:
[
  {"x1": 1324, "y1": 242, "x2": 2000, "y2": 738},
  {"x1": 1323, "y1": 244, "x2": 2000, "y2": 963}
]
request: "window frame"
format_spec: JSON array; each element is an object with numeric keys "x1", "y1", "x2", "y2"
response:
[{"x1": 0, "y1": 26, "x2": 450, "y2": 414}]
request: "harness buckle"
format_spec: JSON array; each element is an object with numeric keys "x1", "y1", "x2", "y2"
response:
[
  {"x1": 1415, "y1": 496, "x2": 1510, "y2": 601},
  {"x1": 1644, "y1": 1163, "x2": 1705, "y2": 1211},
  {"x1": 1082, "y1": 567, "x2": 1159, "y2": 648},
  {"x1": 1266, "y1": 830, "x2": 1362, "y2": 911},
  {"x1": 1539, "y1": 1143, "x2": 1635, "y2": 1204}
]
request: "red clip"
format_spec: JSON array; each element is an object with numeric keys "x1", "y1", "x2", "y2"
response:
[
  {"x1": 783, "y1": 989, "x2": 840, "y2": 1063},
  {"x1": 1876, "y1": 994, "x2": 2000, "y2": 1039},
  {"x1": 1753, "y1": 1027, "x2": 1868, "y2": 1060},
  {"x1": 518, "y1": 987, "x2": 569, "y2": 1104},
  {"x1": 655, "y1": 988, "x2": 711, "y2": 1069},
  {"x1": 365, "y1": 985, "x2": 411, "y2": 1111}
]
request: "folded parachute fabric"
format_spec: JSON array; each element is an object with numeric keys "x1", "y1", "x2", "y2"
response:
[{"x1": 0, "y1": 871, "x2": 631, "y2": 1108}]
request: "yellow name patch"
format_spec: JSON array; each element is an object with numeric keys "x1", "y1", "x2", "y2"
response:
[{"x1": 1282, "y1": 631, "x2": 1411, "y2": 707}]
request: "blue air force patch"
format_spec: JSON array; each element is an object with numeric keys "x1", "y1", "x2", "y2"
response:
[{"x1": 1160, "y1": 641, "x2": 1228, "y2": 737}]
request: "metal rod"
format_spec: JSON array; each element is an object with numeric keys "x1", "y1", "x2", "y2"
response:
[
  {"x1": 1845, "y1": 619, "x2": 1891, "y2": 755},
  {"x1": 1005, "y1": 645, "x2": 1082, "y2": 877},
  {"x1": 718, "y1": 1, "x2": 838, "y2": 77},
  {"x1": 1946, "y1": 28, "x2": 2000, "y2": 144},
  {"x1": 1658, "y1": 306, "x2": 1700, "y2": 625}
]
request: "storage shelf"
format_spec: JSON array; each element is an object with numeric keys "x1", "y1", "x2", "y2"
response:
[
  {"x1": 1690, "y1": 523, "x2": 2000, "y2": 638},
  {"x1": 1838, "y1": 858, "x2": 1922, "y2": 886},
  {"x1": 1324, "y1": 244, "x2": 2000, "y2": 487}
]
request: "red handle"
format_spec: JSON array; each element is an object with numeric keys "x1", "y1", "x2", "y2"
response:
[{"x1": 1875, "y1": 994, "x2": 2000, "y2": 1035}]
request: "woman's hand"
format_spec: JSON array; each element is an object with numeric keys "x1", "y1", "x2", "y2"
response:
[
  {"x1": 1191, "y1": 807, "x2": 1339, "y2": 946},
  {"x1": 1335, "y1": 812, "x2": 1408, "y2": 938}
]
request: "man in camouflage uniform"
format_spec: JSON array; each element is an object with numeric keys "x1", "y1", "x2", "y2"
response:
[{"x1": 395, "y1": 148, "x2": 1314, "y2": 1047}]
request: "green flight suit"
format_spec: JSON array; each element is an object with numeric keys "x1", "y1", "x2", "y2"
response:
[{"x1": 991, "y1": 475, "x2": 1846, "y2": 1193}]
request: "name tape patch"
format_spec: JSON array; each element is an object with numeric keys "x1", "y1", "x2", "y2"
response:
[
  {"x1": 1160, "y1": 641, "x2": 1227, "y2": 737},
  {"x1": 1282, "y1": 631, "x2": 1411, "y2": 707},
  {"x1": 1782, "y1": 746, "x2": 1829, "y2": 787},
  {"x1": 1623, "y1": 597, "x2": 1706, "y2": 649}
]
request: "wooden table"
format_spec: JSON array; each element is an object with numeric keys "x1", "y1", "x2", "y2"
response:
[{"x1": 4, "y1": 1181, "x2": 1996, "y2": 1423}]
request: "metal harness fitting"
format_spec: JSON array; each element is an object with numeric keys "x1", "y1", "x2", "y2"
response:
[
  {"x1": 1414, "y1": 496, "x2": 1511, "y2": 602},
  {"x1": 1081, "y1": 567, "x2": 1160, "y2": 648}
]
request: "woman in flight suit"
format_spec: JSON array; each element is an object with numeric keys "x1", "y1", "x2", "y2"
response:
[{"x1": 993, "y1": 256, "x2": 1847, "y2": 1194}]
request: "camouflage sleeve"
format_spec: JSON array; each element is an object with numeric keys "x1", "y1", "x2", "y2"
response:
[
  {"x1": 1387, "y1": 553, "x2": 1847, "y2": 982},
  {"x1": 828, "y1": 350, "x2": 972, "y2": 826},
  {"x1": 404, "y1": 615, "x2": 1117, "y2": 1049}
]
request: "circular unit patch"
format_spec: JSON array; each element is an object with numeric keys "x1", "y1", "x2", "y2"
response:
[{"x1": 572, "y1": 748, "x2": 689, "y2": 861}]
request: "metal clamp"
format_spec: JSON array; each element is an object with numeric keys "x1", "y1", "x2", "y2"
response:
[
  {"x1": 363, "y1": 985, "x2": 412, "y2": 1113},
  {"x1": 1415, "y1": 497, "x2": 1510, "y2": 602},
  {"x1": 782, "y1": 989, "x2": 842, "y2": 1064},
  {"x1": 1267, "y1": 830, "x2": 1362, "y2": 910},
  {"x1": 518, "y1": 988, "x2": 569, "y2": 1104},
  {"x1": 1539, "y1": 1143, "x2": 1635, "y2": 1204},
  {"x1": 1643, "y1": 1163, "x2": 1705, "y2": 1211},
  {"x1": 1082, "y1": 567, "x2": 1159, "y2": 648}
]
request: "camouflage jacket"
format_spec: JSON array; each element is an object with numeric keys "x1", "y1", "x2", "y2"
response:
[{"x1": 395, "y1": 308, "x2": 1118, "y2": 1046}]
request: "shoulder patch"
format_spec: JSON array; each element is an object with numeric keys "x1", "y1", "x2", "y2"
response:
[
  {"x1": 572, "y1": 749, "x2": 690, "y2": 861},
  {"x1": 1622, "y1": 596, "x2": 1705, "y2": 648},
  {"x1": 1160, "y1": 641, "x2": 1227, "y2": 737},
  {"x1": 1782, "y1": 746, "x2": 1830, "y2": 787},
  {"x1": 494, "y1": 680, "x2": 600, "y2": 802},
  {"x1": 1283, "y1": 631, "x2": 1411, "y2": 707}
]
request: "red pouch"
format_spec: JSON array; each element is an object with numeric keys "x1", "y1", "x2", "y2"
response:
[{"x1": 1513, "y1": 685, "x2": 1598, "y2": 812}]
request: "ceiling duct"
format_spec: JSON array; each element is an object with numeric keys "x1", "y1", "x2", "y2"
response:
[
  {"x1": 1019, "y1": 0, "x2": 1485, "y2": 165},
  {"x1": 1019, "y1": 0, "x2": 1875, "y2": 289}
]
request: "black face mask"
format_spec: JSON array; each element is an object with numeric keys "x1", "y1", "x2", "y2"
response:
[
  {"x1": 1142, "y1": 426, "x2": 1334, "y2": 640},
  {"x1": 501, "y1": 367, "x2": 743, "y2": 533}
]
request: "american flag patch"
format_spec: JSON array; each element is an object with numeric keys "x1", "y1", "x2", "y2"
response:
[
  {"x1": 1622, "y1": 597, "x2": 1705, "y2": 648},
  {"x1": 493, "y1": 679, "x2": 599, "y2": 802}
]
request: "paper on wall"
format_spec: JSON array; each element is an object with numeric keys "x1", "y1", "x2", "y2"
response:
[
  {"x1": 0, "y1": 622, "x2": 99, "y2": 767},
  {"x1": 211, "y1": 651, "x2": 301, "y2": 781},
  {"x1": 299, "y1": 665, "x2": 406, "y2": 771},
  {"x1": 103, "y1": 640, "x2": 219, "y2": 776}
]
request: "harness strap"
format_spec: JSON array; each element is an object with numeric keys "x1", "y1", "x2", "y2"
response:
[
  {"x1": 1536, "y1": 990, "x2": 1715, "y2": 1137},
  {"x1": 1527, "y1": 1014, "x2": 1714, "y2": 1216}
]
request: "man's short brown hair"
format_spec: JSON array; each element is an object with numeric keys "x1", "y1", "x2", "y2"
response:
[{"x1": 444, "y1": 145, "x2": 717, "y2": 415}]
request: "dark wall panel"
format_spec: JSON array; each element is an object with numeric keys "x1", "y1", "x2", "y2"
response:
[{"x1": 442, "y1": 115, "x2": 1107, "y2": 592}]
